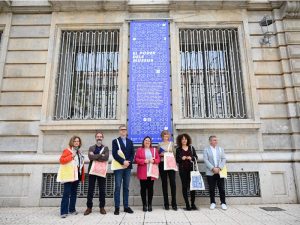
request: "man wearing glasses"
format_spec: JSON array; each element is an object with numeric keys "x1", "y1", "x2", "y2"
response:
[{"x1": 112, "y1": 125, "x2": 135, "y2": 215}]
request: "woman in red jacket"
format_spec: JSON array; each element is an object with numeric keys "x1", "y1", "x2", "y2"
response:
[
  {"x1": 59, "y1": 136, "x2": 85, "y2": 218},
  {"x1": 134, "y1": 136, "x2": 160, "y2": 212}
]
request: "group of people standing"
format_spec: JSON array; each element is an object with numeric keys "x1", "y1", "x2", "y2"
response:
[{"x1": 58, "y1": 124, "x2": 227, "y2": 218}]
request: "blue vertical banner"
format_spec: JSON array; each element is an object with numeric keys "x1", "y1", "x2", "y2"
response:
[{"x1": 128, "y1": 20, "x2": 172, "y2": 144}]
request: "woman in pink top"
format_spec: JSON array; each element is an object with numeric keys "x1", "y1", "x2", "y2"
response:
[{"x1": 134, "y1": 136, "x2": 160, "y2": 212}]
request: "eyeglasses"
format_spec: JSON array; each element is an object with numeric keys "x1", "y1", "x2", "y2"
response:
[{"x1": 120, "y1": 129, "x2": 127, "y2": 131}]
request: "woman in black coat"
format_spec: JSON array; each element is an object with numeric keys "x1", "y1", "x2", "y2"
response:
[{"x1": 176, "y1": 133, "x2": 198, "y2": 211}]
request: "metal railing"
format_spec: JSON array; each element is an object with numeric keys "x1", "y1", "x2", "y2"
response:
[
  {"x1": 179, "y1": 28, "x2": 246, "y2": 119},
  {"x1": 41, "y1": 173, "x2": 114, "y2": 198},
  {"x1": 196, "y1": 172, "x2": 260, "y2": 197},
  {"x1": 54, "y1": 30, "x2": 119, "y2": 120},
  {"x1": 41, "y1": 171, "x2": 260, "y2": 198}
]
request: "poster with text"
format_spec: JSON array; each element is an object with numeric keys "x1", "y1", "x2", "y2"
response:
[{"x1": 128, "y1": 20, "x2": 172, "y2": 144}]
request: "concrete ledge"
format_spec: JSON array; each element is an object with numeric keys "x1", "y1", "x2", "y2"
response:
[
  {"x1": 40, "y1": 121, "x2": 125, "y2": 131},
  {"x1": 0, "y1": 152, "x2": 299, "y2": 164},
  {"x1": 174, "y1": 120, "x2": 261, "y2": 130}
]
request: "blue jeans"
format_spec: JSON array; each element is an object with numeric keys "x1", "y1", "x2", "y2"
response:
[
  {"x1": 114, "y1": 168, "x2": 131, "y2": 208},
  {"x1": 60, "y1": 180, "x2": 79, "y2": 215}
]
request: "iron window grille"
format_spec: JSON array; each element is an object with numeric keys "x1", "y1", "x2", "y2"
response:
[
  {"x1": 179, "y1": 28, "x2": 246, "y2": 119},
  {"x1": 54, "y1": 30, "x2": 119, "y2": 120}
]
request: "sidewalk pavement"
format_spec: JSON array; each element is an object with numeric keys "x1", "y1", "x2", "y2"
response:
[{"x1": 0, "y1": 204, "x2": 299, "y2": 225}]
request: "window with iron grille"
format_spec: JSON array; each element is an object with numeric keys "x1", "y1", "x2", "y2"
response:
[
  {"x1": 54, "y1": 30, "x2": 119, "y2": 120},
  {"x1": 179, "y1": 28, "x2": 246, "y2": 119}
]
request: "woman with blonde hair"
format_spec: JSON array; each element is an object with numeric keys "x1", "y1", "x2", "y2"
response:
[{"x1": 157, "y1": 130, "x2": 177, "y2": 210}]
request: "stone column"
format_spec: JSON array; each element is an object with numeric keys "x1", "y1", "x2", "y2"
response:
[{"x1": 279, "y1": 0, "x2": 300, "y2": 203}]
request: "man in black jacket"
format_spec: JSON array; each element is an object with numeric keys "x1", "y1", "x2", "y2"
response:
[{"x1": 112, "y1": 125, "x2": 135, "y2": 215}]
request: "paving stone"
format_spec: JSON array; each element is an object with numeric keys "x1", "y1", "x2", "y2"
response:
[
  {"x1": 0, "y1": 205, "x2": 299, "y2": 225},
  {"x1": 144, "y1": 223, "x2": 166, "y2": 225},
  {"x1": 190, "y1": 223, "x2": 215, "y2": 225}
]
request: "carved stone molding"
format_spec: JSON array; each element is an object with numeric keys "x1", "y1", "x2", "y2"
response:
[
  {"x1": 0, "y1": 1, "x2": 287, "y2": 13},
  {"x1": 281, "y1": 1, "x2": 300, "y2": 18}
]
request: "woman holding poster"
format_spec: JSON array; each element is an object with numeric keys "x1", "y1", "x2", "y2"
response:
[
  {"x1": 157, "y1": 130, "x2": 177, "y2": 210},
  {"x1": 134, "y1": 136, "x2": 160, "y2": 212}
]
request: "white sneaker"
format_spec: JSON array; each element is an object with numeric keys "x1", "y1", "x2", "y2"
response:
[
  {"x1": 210, "y1": 203, "x2": 216, "y2": 210},
  {"x1": 221, "y1": 204, "x2": 227, "y2": 210}
]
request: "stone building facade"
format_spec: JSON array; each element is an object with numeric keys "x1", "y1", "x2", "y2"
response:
[{"x1": 0, "y1": 0, "x2": 299, "y2": 206}]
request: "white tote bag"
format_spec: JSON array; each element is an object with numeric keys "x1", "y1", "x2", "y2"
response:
[
  {"x1": 89, "y1": 147, "x2": 108, "y2": 178},
  {"x1": 57, "y1": 160, "x2": 78, "y2": 183},
  {"x1": 190, "y1": 161, "x2": 205, "y2": 191},
  {"x1": 111, "y1": 139, "x2": 126, "y2": 171},
  {"x1": 163, "y1": 142, "x2": 178, "y2": 171},
  {"x1": 147, "y1": 148, "x2": 159, "y2": 179}
]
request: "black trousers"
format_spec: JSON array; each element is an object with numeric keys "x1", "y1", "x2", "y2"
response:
[
  {"x1": 179, "y1": 169, "x2": 195, "y2": 207},
  {"x1": 159, "y1": 162, "x2": 177, "y2": 206},
  {"x1": 140, "y1": 177, "x2": 154, "y2": 205},
  {"x1": 86, "y1": 174, "x2": 106, "y2": 208},
  {"x1": 207, "y1": 174, "x2": 226, "y2": 204}
]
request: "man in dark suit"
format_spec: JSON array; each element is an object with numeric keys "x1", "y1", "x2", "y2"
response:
[{"x1": 112, "y1": 125, "x2": 135, "y2": 215}]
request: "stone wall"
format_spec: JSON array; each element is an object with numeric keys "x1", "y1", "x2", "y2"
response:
[
  {"x1": 0, "y1": 13, "x2": 51, "y2": 152},
  {"x1": 0, "y1": 0, "x2": 299, "y2": 206}
]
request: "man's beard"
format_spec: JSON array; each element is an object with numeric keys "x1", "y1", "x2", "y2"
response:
[{"x1": 96, "y1": 139, "x2": 102, "y2": 146}]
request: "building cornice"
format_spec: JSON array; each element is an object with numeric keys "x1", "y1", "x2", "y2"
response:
[
  {"x1": 281, "y1": 1, "x2": 300, "y2": 18},
  {"x1": 0, "y1": 0, "x2": 285, "y2": 13},
  {"x1": 0, "y1": 151, "x2": 299, "y2": 164}
]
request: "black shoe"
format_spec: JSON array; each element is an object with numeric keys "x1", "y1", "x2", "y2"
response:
[
  {"x1": 148, "y1": 204, "x2": 152, "y2": 212},
  {"x1": 124, "y1": 207, "x2": 134, "y2": 214},
  {"x1": 191, "y1": 204, "x2": 198, "y2": 210},
  {"x1": 164, "y1": 205, "x2": 169, "y2": 210},
  {"x1": 172, "y1": 205, "x2": 178, "y2": 211},
  {"x1": 143, "y1": 205, "x2": 147, "y2": 212},
  {"x1": 184, "y1": 204, "x2": 192, "y2": 211},
  {"x1": 114, "y1": 208, "x2": 120, "y2": 215}
]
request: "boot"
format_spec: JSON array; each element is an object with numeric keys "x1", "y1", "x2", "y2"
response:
[
  {"x1": 171, "y1": 200, "x2": 177, "y2": 211},
  {"x1": 100, "y1": 207, "x2": 106, "y2": 214},
  {"x1": 84, "y1": 208, "x2": 92, "y2": 216},
  {"x1": 143, "y1": 205, "x2": 148, "y2": 212},
  {"x1": 191, "y1": 192, "x2": 197, "y2": 210},
  {"x1": 185, "y1": 204, "x2": 191, "y2": 211},
  {"x1": 184, "y1": 199, "x2": 191, "y2": 211},
  {"x1": 191, "y1": 204, "x2": 198, "y2": 210},
  {"x1": 142, "y1": 199, "x2": 147, "y2": 212},
  {"x1": 148, "y1": 203, "x2": 152, "y2": 212}
]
